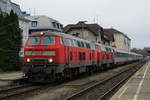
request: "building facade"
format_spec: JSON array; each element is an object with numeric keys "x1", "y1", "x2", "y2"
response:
[
  {"x1": 104, "y1": 28, "x2": 131, "y2": 51},
  {"x1": 63, "y1": 21, "x2": 114, "y2": 45},
  {"x1": 64, "y1": 21, "x2": 102, "y2": 43},
  {"x1": 103, "y1": 29, "x2": 115, "y2": 46},
  {"x1": 19, "y1": 19, "x2": 30, "y2": 56},
  {"x1": 25, "y1": 16, "x2": 63, "y2": 34}
]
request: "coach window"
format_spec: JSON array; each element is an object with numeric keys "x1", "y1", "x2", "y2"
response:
[
  {"x1": 91, "y1": 44, "x2": 93, "y2": 49},
  {"x1": 77, "y1": 41, "x2": 81, "y2": 47},
  {"x1": 110, "y1": 48, "x2": 113, "y2": 52},
  {"x1": 64, "y1": 39, "x2": 68, "y2": 46},
  {"x1": 100, "y1": 46, "x2": 103, "y2": 51},
  {"x1": 115, "y1": 51, "x2": 119, "y2": 57},
  {"x1": 41, "y1": 37, "x2": 55, "y2": 45},
  {"x1": 64, "y1": 39, "x2": 71, "y2": 46},
  {"x1": 68, "y1": 39, "x2": 72, "y2": 46},
  {"x1": 73, "y1": 40, "x2": 77, "y2": 47},
  {"x1": 94, "y1": 45, "x2": 96, "y2": 50},
  {"x1": 86, "y1": 43, "x2": 91, "y2": 49},
  {"x1": 71, "y1": 40, "x2": 74, "y2": 47},
  {"x1": 81, "y1": 42, "x2": 84, "y2": 48},
  {"x1": 85, "y1": 43, "x2": 88, "y2": 48},
  {"x1": 106, "y1": 48, "x2": 109, "y2": 51},
  {"x1": 108, "y1": 48, "x2": 111, "y2": 51}
]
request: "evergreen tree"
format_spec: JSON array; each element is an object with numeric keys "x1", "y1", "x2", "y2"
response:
[{"x1": 0, "y1": 10, "x2": 22, "y2": 71}]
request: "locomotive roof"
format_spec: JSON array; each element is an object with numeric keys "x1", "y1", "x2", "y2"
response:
[
  {"x1": 29, "y1": 32, "x2": 142, "y2": 56},
  {"x1": 29, "y1": 32, "x2": 93, "y2": 44}
]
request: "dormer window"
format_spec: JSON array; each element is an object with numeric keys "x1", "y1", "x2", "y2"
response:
[
  {"x1": 52, "y1": 22, "x2": 56, "y2": 28},
  {"x1": 57, "y1": 23, "x2": 60, "y2": 29},
  {"x1": 31, "y1": 21, "x2": 37, "y2": 27},
  {"x1": 60, "y1": 24, "x2": 63, "y2": 29}
]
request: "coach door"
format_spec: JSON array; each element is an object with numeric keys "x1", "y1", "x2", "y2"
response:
[
  {"x1": 64, "y1": 38, "x2": 71, "y2": 65},
  {"x1": 91, "y1": 44, "x2": 96, "y2": 65},
  {"x1": 96, "y1": 45, "x2": 100, "y2": 65}
]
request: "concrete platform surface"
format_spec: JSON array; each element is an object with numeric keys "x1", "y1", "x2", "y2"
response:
[
  {"x1": 110, "y1": 61, "x2": 150, "y2": 100},
  {"x1": 0, "y1": 72, "x2": 23, "y2": 81}
]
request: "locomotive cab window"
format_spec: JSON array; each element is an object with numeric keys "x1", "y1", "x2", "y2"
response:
[
  {"x1": 28, "y1": 37, "x2": 40, "y2": 45},
  {"x1": 41, "y1": 37, "x2": 55, "y2": 45}
]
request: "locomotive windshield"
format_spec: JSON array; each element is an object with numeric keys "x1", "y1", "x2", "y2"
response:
[
  {"x1": 41, "y1": 37, "x2": 55, "y2": 45},
  {"x1": 28, "y1": 37, "x2": 40, "y2": 45},
  {"x1": 27, "y1": 36, "x2": 55, "y2": 45}
]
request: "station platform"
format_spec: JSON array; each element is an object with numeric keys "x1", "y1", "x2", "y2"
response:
[
  {"x1": 0, "y1": 72, "x2": 24, "y2": 87},
  {"x1": 110, "y1": 61, "x2": 150, "y2": 100},
  {"x1": 0, "y1": 72, "x2": 24, "y2": 81}
]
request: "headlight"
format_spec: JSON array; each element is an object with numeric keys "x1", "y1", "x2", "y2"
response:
[
  {"x1": 27, "y1": 58, "x2": 31, "y2": 62},
  {"x1": 41, "y1": 32, "x2": 44, "y2": 35},
  {"x1": 48, "y1": 58, "x2": 53, "y2": 63}
]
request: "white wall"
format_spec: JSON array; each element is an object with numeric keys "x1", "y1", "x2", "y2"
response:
[{"x1": 19, "y1": 19, "x2": 30, "y2": 57}]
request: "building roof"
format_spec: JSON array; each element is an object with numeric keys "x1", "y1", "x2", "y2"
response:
[
  {"x1": 104, "y1": 28, "x2": 131, "y2": 40},
  {"x1": 63, "y1": 21, "x2": 103, "y2": 36},
  {"x1": 25, "y1": 15, "x2": 63, "y2": 32},
  {"x1": 103, "y1": 29, "x2": 114, "y2": 41}
]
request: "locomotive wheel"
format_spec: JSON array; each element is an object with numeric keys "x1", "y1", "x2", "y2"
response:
[
  {"x1": 63, "y1": 69, "x2": 72, "y2": 79},
  {"x1": 86, "y1": 66, "x2": 93, "y2": 75},
  {"x1": 72, "y1": 68, "x2": 80, "y2": 77},
  {"x1": 56, "y1": 73, "x2": 63, "y2": 81}
]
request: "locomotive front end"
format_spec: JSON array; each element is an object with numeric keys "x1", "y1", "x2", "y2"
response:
[{"x1": 23, "y1": 32, "x2": 59, "y2": 83}]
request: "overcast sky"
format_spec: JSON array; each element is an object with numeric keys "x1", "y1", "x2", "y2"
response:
[{"x1": 12, "y1": 0, "x2": 150, "y2": 49}]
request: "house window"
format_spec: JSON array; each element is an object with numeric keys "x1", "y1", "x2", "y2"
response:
[
  {"x1": 31, "y1": 21, "x2": 37, "y2": 27},
  {"x1": 60, "y1": 24, "x2": 63, "y2": 29},
  {"x1": 57, "y1": 23, "x2": 60, "y2": 29},
  {"x1": 52, "y1": 22, "x2": 56, "y2": 28},
  {"x1": 72, "y1": 31, "x2": 76, "y2": 35},
  {"x1": 83, "y1": 31, "x2": 88, "y2": 38}
]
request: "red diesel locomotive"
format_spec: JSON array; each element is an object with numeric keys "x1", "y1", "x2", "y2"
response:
[{"x1": 23, "y1": 32, "x2": 142, "y2": 83}]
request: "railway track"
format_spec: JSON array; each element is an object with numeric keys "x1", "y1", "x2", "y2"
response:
[
  {"x1": 0, "y1": 83, "x2": 47, "y2": 100},
  {"x1": 0, "y1": 61, "x2": 146, "y2": 100},
  {"x1": 64, "y1": 61, "x2": 146, "y2": 100}
]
